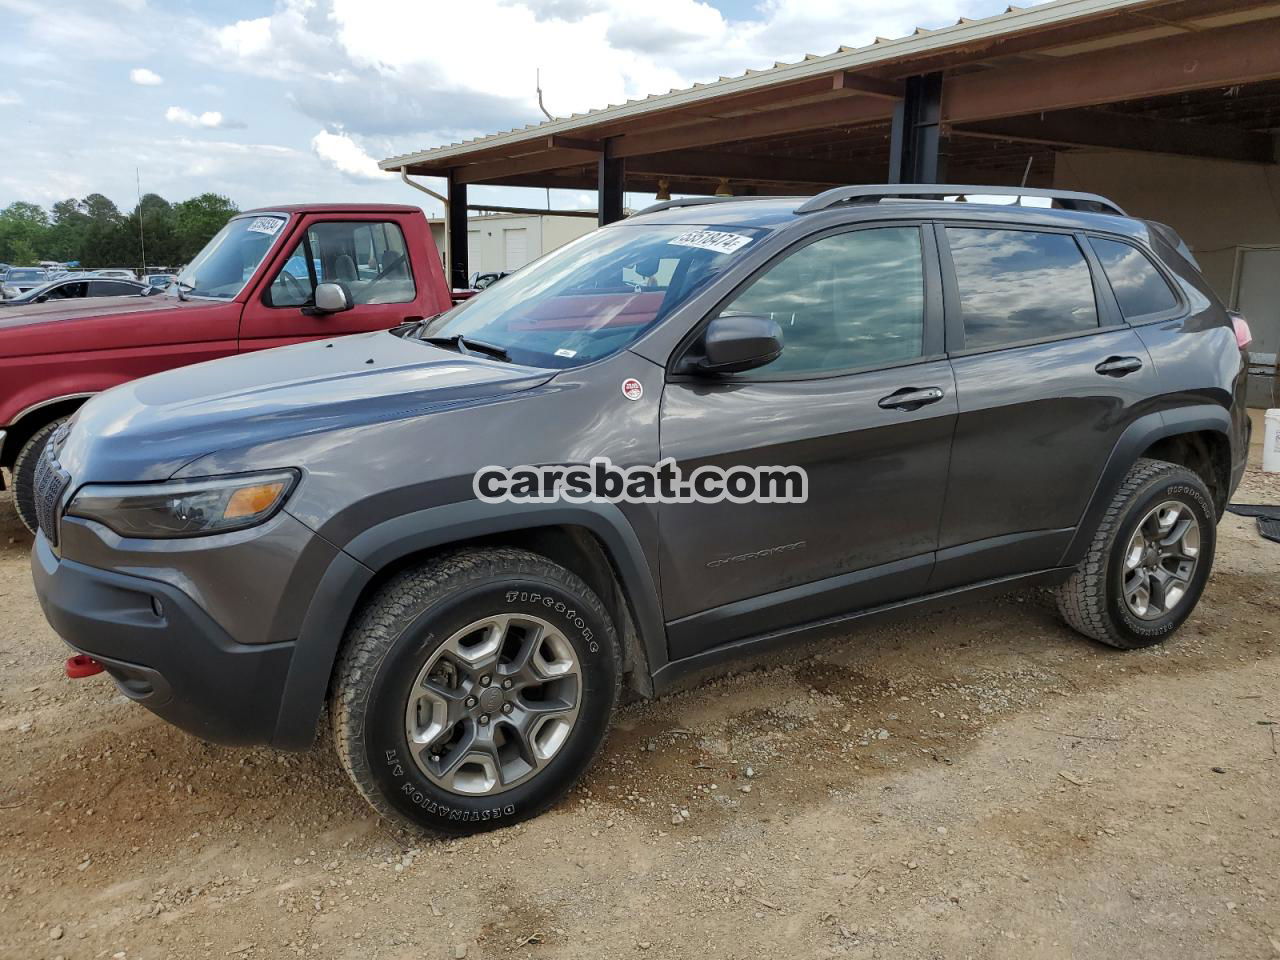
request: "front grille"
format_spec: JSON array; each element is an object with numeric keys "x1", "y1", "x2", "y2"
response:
[{"x1": 33, "y1": 441, "x2": 71, "y2": 548}]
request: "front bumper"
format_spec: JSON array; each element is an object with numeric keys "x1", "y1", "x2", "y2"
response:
[{"x1": 32, "y1": 531, "x2": 296, "y2": 746}]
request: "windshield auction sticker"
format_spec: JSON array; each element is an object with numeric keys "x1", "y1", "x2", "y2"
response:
[
  {"x1": 246, "y1": 216, "x2": 285, "y2": 236},
  {"x1": 668, "y1": 230, "x2": 754, "y2": 254}
]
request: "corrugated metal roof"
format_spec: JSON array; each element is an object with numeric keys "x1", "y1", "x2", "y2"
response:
[{"x1": 380, "y1": 0, "x2": 1157, "y2": 170}]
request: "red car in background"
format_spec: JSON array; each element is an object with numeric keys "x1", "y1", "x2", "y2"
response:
[{"x1": 0, "y1": 203, "x2": 452, "y2": 533}]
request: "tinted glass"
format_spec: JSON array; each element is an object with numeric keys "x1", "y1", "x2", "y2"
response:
[
  {"x1": 269, "y1": 220, "x2": 416, "y2": 307},
  {"x1": 422, "y1": 223, "x2": 768, "y2": 369},
  {"x1": 1089, "y1": 237, "x2": 1178, "y2": 319},
  {"x1": 720, "y1": 227, "x2": 924, "y2": 375},
  {"x1": 947, "y1": 228, "x2": 1098, "y2": 348},
  {"x1": 90, "y1": 281, "x2": 139, "y2": 296}
]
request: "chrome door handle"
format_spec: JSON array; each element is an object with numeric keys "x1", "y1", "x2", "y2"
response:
[
  {"x1": 1095, "y1": 356, "x2": 1143, "y2": 377},
  {"x1": 878, "y1": 386, "x2": 945, "y2": 411}
]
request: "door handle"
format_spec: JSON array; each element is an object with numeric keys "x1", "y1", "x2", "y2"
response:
[
  {"x1": 1095, "y1": 356, "x2": 1143, "y2": 377},
  {"x1": 878, "y1": 386, "x2": 945, "y2": 411}
]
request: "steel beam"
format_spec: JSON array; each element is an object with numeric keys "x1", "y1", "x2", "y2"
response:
[
  {"x1": 446, "y1": 170, "x2": 468, "y2": 289},
  {"x1": 953, "y1": 108, "x2": 1277, "y2": 165},
  {"x1": 944, "y1": 18, "x2": 1280, "y2": 124},
  {"x1": 598, "y1": 143, "x2": 624, "y2": 226},
  {"x1": 889, "y1": 73, "x2": 944, "y2": 184}
]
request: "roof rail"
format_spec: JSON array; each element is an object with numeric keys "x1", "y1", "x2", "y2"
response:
[
  {"x1": 794, "y1": 184, "x2": 1126, "y2": 217},
  {"x1": 633, "y1": 195, "x2": 780, "y2": 217}
]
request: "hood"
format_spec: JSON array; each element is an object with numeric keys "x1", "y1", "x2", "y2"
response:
[
  {"x1": 57, "y1": 330, "x2": 553, "y2": 482},
  {"x1": 0, "y1": 294, "x2": 223, "y2": 356}
]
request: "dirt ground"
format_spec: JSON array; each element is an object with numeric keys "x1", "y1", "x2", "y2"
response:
[{"x1": 1, "y1": 456, "x2": 1277, "y2": 960}]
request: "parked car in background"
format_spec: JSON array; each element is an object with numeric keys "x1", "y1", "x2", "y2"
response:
[
  {"x1": 144, "y1": 273, "x2": 177, "y2": 289},
  {"x1": 0, "y1": 203, "x2": 452, "y2": 532},
  {"x1": 2, "y1": 267, "x2": 50, "y2": 299},
  {"x1": 26, "y1": 185, "x2": 1250, "y2": 835},
  {"x1": 0, "y1": 276, "x2": 150, "y2": 307},
  {"x1": 91, "y1": 268, "x2": 139, "y2": 281}
]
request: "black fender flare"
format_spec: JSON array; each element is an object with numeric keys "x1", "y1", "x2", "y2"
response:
[
  {"x1": 271, "y1": 499, "x2": 666, "y2": 749},
  {"x1": 1058, "y1": 403, "x2": 1232, "y2": 568}
]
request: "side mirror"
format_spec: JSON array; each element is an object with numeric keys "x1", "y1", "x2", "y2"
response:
[
  {"x1": 308, "y1": 281, "x2": 353, "y2": 315},
  {"x1": 693, "y1": 313, "x2": 783, "y2": 375}
]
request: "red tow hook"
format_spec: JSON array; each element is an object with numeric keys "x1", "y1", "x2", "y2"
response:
[{"x1": 65, "y1": 654, "x2": 105, "y2": 679}]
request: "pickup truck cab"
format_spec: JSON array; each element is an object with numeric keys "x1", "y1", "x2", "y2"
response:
[{"x1": 1, "y1": 203, "x2": 451, "y2": 532}]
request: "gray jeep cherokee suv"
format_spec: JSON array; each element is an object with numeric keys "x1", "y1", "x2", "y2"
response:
[{"x1": 31, "y1": 185, "x2": 1251, "y2": 833}]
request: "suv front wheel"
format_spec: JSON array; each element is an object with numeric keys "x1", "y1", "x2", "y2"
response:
[
  {"x1": 331, "y1": 547, "x2": 621, "y2": 834},
  {"x1": 1057, "y1": 458, "x2": 1216, "y2": 649}
]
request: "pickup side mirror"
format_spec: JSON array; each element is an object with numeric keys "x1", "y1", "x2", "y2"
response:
[
  {"x1": 692, "y1": 313, "x2": 783, "y2": 375},
  {"x1": 307, "y1": 281, "x2": 354, "y2": 315}
]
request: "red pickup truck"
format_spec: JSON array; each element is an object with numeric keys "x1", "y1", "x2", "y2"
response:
[{"x1": 0, "y1": 203, "x2": 452, "y2": 533}]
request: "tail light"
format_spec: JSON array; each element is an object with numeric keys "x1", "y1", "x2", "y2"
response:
[{"x1": 1229, "y1": 311, "x2": 1252, "y2": 350}]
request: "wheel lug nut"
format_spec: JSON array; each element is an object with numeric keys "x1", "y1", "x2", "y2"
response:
[
  {"x1": 465, "y1": 696, "x2": 477, "y2": 708},
  {"x1": 502, "y1": 679, "x2": 513, "y2": 690},
  {"x1": 501, "y1": 703, "x2": 513, "y2": 715},
  {"x1": 479, "y1": 714, "x2": 490, "y2": 725},
  {"x1": 480, "y1": 675, "x2": 492, "y2": 687}
]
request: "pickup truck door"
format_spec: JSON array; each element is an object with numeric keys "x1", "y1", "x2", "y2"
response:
[{"x1": 237, "y1": 214, "x2": 427, "y2": 351}]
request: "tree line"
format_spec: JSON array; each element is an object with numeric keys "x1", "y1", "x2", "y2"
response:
[{"x1": 0, "y1": 192, "x2": 240, "y2": 270}]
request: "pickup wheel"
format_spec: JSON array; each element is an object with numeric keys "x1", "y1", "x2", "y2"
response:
[
  {"x1": 11, "y1": 418, "x2": 68, "y2": 536},
  {"x1": 1056, "y1": 458, "x2": 1216, "y2": 649},
  {"x1": 331, "y1": 547, "x2": 621, "y2": 834}
]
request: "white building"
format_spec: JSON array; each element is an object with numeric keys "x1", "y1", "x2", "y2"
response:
[{"x1": 428, "y1": 212, "x2": 597, "y2": 282}]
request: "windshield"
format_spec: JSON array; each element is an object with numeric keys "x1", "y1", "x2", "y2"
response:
[
  {"x1": 168, "y1": 213, "x2": 288, "y2": 300},
  {"x1": 6, "y1": 269, "x2": 45, "y2": 282},
  {"x1": 420, "y1": 223, "x2": 768, "y2": 368}
]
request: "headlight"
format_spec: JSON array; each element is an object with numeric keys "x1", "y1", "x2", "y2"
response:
[
  {"x1": 67, "y1": 470, "x2": 298, "y2": 539},
  {"x1": 1, "y1": 286, "x2": 16, "y2": 297}
]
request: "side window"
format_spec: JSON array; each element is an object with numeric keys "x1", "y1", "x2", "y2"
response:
[
  {"x1": 48, "y1": 282, "x2": 85, "y2": 299},
  {"x1": 1088, "y1": 237, "x2": 1179, "y2": 319},
  {"x1": 946, "y1": 228, "x2": 1098, "y2": 349},
  {"x1": 267, "y1": 221, "x2": 416, "y2": 308},
  {"x1": 89, "y1": 280, "x2": 138, "y2": 296},
  {"x1": 719, "y1": 227, "x2": 925, "y2": 376}
]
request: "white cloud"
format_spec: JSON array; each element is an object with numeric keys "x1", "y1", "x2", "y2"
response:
[
  {"x1": 312, "y1": 130, "x2": 390, "y2": 181},
  {"x1": 129, "y1": 67, "x2": 163, "y2": 86},
  {"x1": 0, "y1": 90, "x2": 22, "y2": 106},
  {"x1": 165, "y1": 106, "x2": 227, "y2": 128}
]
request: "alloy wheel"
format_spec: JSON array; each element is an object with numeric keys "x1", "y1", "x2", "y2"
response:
[
  {"x1": 1121, "y1": 499, "x2": 1201, "y2": 620},
  {"x1": 403, "y1": 614, "x2": 582, "y2": 795}
]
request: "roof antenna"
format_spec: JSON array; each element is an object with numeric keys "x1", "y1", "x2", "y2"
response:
[
  {"x1": 536, "y1": 68, "x2": 553, "y2": 121},
  {"x1": 1020, "y1": 155, "x2": 1034, "y2": 188}
]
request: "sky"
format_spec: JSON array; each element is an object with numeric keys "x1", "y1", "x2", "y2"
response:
[{"x1": 0, "y1": 0, "x2": 1043, "y2": 218}]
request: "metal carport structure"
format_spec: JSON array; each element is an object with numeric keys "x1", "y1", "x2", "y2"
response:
[{"x1": 382, "y1": 0, "x2": 1280, "y2": 399}]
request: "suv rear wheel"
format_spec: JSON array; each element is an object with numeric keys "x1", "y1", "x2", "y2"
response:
[
  {"x1": 331, "y1": 547, "x2": 621, "y2": 834},
  {"x1": 12, "y1": 417, "x2": 69, "y2": 536},
  {"x1": 1057, "y1": 458, "x2": 1216, "y2": 649}
]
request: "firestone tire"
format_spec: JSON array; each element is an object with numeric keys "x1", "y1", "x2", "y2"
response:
[
  {"x1": 330, "y1": 547, "x2": 621, "y2": 835},
  {"x1": 1056, "y1": 458, "x2": 1216, "y2": 649},
  {"x1": 12, "y1": 418, "x2": 68, "y2": 536}
]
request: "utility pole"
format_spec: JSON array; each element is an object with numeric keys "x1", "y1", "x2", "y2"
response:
[{"x1": 136, "y1": 167, "x2": 147, "y2": 275}]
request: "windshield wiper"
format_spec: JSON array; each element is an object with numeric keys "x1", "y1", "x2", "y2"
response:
[{"x1": 422, "y1": 334, "x2": 511, "y2": 362}]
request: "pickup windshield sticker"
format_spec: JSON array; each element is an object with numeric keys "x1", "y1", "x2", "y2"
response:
[
  {"x1": 668, "y1": 230, "x2": 754, "y2": 255},
  {"x1": 246, "y1": 216, "x2": 285, "y2": 236}
]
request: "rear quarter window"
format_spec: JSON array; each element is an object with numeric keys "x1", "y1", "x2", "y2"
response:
[{"x1": 1088, "y1": 237, "x2": 1180, "y2": 319}]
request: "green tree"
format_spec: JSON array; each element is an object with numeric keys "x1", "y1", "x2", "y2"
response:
[
  {"x1": 0, "y1": 201, "x2": 51, "y2": 265},
  {"x1": 173, "y1": 193, "x2": 238, "y2": 263},
  {"x1": 126, "y1": 193, "x2": 178, "y2": 269},
  {"x1": 46, "y1": 198, "x2": 90, "y2": 263}
]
